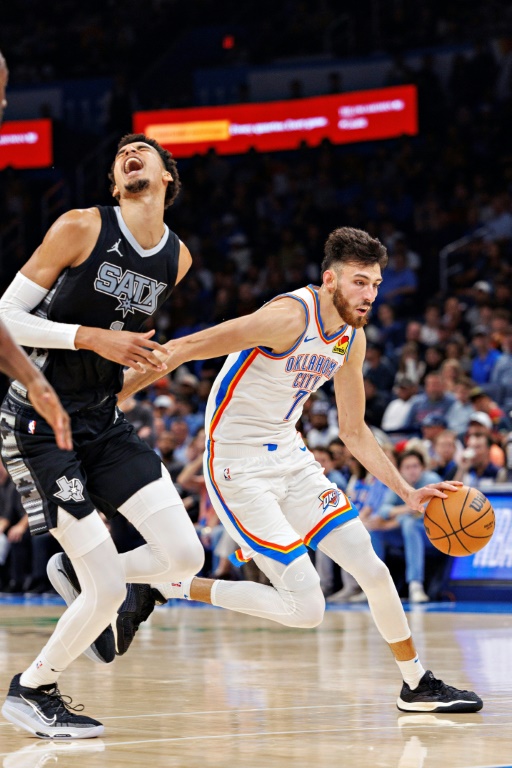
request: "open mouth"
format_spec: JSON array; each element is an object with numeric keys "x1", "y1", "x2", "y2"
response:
[
  {"x1": 356, "y1": 306, "x2": 370, "y2": 315},
  {"x1": 124, "y1": 156, "x2": 144, "y2": 175}
]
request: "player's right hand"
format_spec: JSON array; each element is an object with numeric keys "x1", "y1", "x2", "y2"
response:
[
  {"x1": 76, "y1": 327, "x2": 170, "y2": 372},
  {"x1": 26, "y1": 375, "x2": 72, "y2": 451}
]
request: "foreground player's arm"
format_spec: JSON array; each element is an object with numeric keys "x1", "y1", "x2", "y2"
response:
[
  {"x1": 0, "y1": 320, "x2": 72, "y2": 450},
  {"x1": 119, "y1": 297, "x2": 306, "y2": 402},
  {"x1": 0, "y1": 209, "x2": 168, "y2": 372},
  {"x1": 333, "y1": 330, "x2": 460, "y2": 513}
]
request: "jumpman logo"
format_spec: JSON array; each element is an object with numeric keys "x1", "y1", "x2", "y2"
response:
[{"x1": 107, "y1": 238, "x2": 124, "y2": 258}]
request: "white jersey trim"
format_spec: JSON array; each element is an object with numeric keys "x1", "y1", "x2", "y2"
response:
[{"x1": 114, "y1": 207, "x2": 169, "y2": 257}]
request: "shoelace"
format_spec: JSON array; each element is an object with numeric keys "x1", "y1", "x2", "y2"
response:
[
  {"x1": 43, "y1": 684, "x2": 85, "y2": 714},
  {"x1": 426, "y1": 675, "x2": 469, "y2": 695}
]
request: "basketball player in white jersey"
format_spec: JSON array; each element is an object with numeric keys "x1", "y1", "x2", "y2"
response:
[{"x1": 123, "y1": 227, "x2": 480, "y2": 712}]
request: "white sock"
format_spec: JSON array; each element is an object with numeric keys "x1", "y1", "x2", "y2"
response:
[
  {"x1": 396, "y1": 655, "x2": 426, "y2": 689},
  {"x1": 21, "y1": 653, "x2": 63, "y2": 689},
  {"x1": 153, "y1": 578, "x2": 193, "y2": 600}
]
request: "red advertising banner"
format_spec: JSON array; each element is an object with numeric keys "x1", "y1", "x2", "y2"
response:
[
  {"x1": 0, "y1": 119, "x2": 53, "y2": 170},
  {"x1": 133, "y1": 85, "x2": 417, "y2": 158}
]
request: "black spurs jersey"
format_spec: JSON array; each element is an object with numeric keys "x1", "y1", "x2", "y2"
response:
[{"x1": 10, "y1": 205, "x2": 180, "y2": 411}]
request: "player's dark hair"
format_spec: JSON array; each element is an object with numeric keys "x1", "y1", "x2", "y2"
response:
[
  {"x1": 397, "y1": 449, "x2": 426, "y2": 469},
  {"x1": 321, "y1": 227, "x2": 388, "y2": 273},
  {"x1": 108, "y1": 133, "x2": 181, "y2": 209}
]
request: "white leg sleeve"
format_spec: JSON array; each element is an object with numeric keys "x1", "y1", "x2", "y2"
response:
[
  {"x1": 21, "y1": 511, "x2": 126, "y2": 688},
  {"x1": 117, "y1": 472, "x2": 205, "y2": 583},
  {"x1": 212, "y1": 553, "x2": 325, "y2": 629},
  {"x1": 318, "y1": 519, "x2": 411, "y2": 644}
]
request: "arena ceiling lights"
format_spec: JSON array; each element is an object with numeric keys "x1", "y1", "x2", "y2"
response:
[
  {"x1": 0, "y1": 119, "x2": 53, "y2": 170},
  {"x1": 133, "y1": 85, "x2": 417, "y2": 158}
]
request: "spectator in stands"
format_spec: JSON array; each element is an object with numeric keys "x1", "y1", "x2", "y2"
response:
[
  {"x1": 405, "y1": 372, "x2": 456, "y2": 433},
  {"x1": 327, "y1": 438, "x2": 351, "y2": 485},
  {"x1": 374, "y1": 250, "x2": 417, "y2": 315},
  {"x1": 374, "y1": 303, "x2": 406, "y2": 358},
  {"x1": 454, "y1": 433, "x2": 507, "y2": 487},
  {"x1": 396, "y1": 340, "x2": 426, "y2": 385},
  {"x1": 312, "y1": 447, "x2": 347, "y2": 491},
  {"x1": 431, "y1": 430, "x2": 459, "y2": 480},
  {"x1": 381, "y1": 375, "x2": 417, "y2": 433},
  {"x1": 419, "y1": 305, "x2": 442, "y2": 347},
  {"x1": 169, "y1": 418, "x2": 192, "y2": 465},
  {"x1": 152, "y1": 394, "x2": 176, "y2": 428},
  {"x1": 419, "y1": 412, "x2": 449, "y2": 462},
  {"x1": 363, "y1": 341, "x2": 396, "y2": 393},
  {"x1": 439, "y1": 358, "x2": 464, "y2": 394},
  {"x1": 119, "y1": 393, "x2": 155, "y2": 448},
  {"x1": 446, "y1": 377, "x2": 476, "y2": 437},
  {"x1": 304, "y1": 400, "x2": 338, "y2": 448},
  {"x1": 0, "y1": 462, "x2": 30, "y2": 592},
  {"x1": 375, "y1": 449, "x2": 442, "y2": 603},
  {"x1": 469, "y1": 386, "x2": 512, "y2": 433},
  {"x1": 491, "y1": 325, "x2": 512, "y2": 395},
  {"x1": 471, "y1": 326, "x2": 502, "y2": 384},
  {"x1": 364, "y1": 374, "x2": 389, "y2": 428}
]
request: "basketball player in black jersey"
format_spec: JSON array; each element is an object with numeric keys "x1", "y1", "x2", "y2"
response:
[
  {"x1": 0, "y1": 49, "x2": 71, "y2": 451},
  {"x1": 0, "y1": 133, "x2": 204, "y2": 739}
]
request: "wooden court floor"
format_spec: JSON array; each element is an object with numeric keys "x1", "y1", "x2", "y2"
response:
[{"x1": 0, "y1": 601, "x2": 511, "y2": 768}]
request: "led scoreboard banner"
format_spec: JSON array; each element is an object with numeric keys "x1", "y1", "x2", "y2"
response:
[
  {"x1": 449, "y1": 484, "x2": 512, "y2": 599},
  {"x1": 133, "y1": 85, "x2": 418, "y2": 158},
  {"x1": 0, "y1": 119, "x2": 53, "y2": 170}
]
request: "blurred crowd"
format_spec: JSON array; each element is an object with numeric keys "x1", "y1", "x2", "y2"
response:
[
  {"x1": 2, "y1": 6, "x2": 512, "y2": 604},
  {"x1": 2, "y1": 0, "x2": 507, "y2": 86}
]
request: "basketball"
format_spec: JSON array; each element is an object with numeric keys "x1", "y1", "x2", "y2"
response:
[{"x1": 424, "y1": 486, "x2": 495, "y2": 556}]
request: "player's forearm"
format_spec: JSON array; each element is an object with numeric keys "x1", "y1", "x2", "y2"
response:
[
  {"x1": 0, "y1": 321, "x2": 48, "y2": 388},
  {"x1": 119, "y1": 318, "x2": 255, "y2": 402},
  {"x1": 340, "y1": 422, "x2": 413, "y2": 502}
]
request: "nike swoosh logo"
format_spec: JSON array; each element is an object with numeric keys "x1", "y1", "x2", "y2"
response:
[
  {"x1": 20, "y1": 694, "x2": 57, "y2": 726},
  {"x1": 304, "y1": 336, "x2": 317, "y2": 343},
  {"x1": 299, "y1": 446, "x2": 307, "y2": 451}
]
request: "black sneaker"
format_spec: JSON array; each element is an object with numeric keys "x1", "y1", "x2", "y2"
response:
[
  {"x1": 2, "y1": 673, "x2": 104, "y2": 739},
  {"x1": 397, "y1": 670, "x2": 483, "y2": 713},
  {"x1": 47, "y1": 553, "x2": 116, "y2": 664},
  {"x1": 115, "y1": 583, "x2": 164, "y2": 656}
]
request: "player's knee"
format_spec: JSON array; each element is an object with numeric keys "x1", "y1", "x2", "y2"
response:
[
  {"x1": 170, "y1": 535, "x2": 205, "y2": 580},
  {"x1": 94, "y1": 569, "x2": 126, "y2": 614},
  {"x1": 288, "y1": 586, "x2": 325, "y2": 629},
  {"x1": 362, "y1": 555, "x2": 393, "y2": 594}
]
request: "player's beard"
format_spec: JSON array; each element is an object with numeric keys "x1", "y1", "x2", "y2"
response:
[
  {"x1": 332, "y1": 284, "x2": 372, "y2": 329},
  {"x1": 125, "y1": 178, "x2": 150, "y2": 194}
]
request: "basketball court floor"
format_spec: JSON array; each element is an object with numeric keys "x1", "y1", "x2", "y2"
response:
[{"x1": 0, "y1": 597, "x2": 511, "y2": 768}]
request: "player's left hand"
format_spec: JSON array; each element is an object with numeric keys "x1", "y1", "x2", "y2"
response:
[{"x1": 404, "y1": 481, "x2": 463, "y2": 513}]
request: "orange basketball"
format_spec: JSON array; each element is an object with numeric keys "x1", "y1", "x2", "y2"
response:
[{"x1": 424, "y1": 486, "x2": 495, "y2": 556}]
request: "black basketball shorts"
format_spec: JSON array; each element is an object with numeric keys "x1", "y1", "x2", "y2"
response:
[{"x1": 0, "y1": 394, "x2": 163, "y2": 536}]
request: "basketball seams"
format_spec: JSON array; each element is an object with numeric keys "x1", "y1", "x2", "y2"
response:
[
  {"x1": 458, "y1": 486, "x2": 473, "y2": 531},
  {"x1": 424, "y1": 486, "x2": 494, "y2": 556}
]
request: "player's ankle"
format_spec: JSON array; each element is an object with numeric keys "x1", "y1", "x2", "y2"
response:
[{"x1": 152, "y1": 578, "x2": 193, "y2": 601}]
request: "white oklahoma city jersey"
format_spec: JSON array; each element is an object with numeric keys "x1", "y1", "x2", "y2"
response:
[{"x1": 205, "y1": 285, "x2": 356, "y2": 450}]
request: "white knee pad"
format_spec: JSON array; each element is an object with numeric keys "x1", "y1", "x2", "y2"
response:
[{"x1": 258, "y1": 553, "x2": 325, "y2": 629}]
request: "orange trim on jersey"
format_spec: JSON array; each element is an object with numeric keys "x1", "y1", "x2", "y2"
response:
[
  {"x1": 207, "y1": 439, "x2": 306, "y2": 557},
  {"x1": 303, "y1": 497, "x2": 352, "y2": 547},
  {"x1": 209, "y1": 348, "x2": 259, "y2": 440}
]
